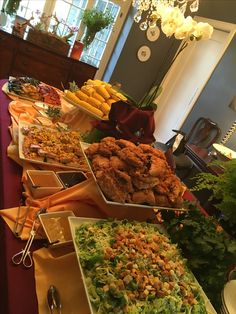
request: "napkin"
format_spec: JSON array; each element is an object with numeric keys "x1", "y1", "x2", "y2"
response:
[
  {"x1": 33, "y1": 247, "x2": 91, "y2": 314},
  {"x1": 0, "y1": 177, "x2": 156, "y2": 240},
  {"x1": 8, "y1": 100, "x2": 39, "y2": 125},
  {"x1": 92, "y1": 101, "x2": 156, "y2": 144}
]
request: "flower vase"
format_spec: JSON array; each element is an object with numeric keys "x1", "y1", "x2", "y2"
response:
[
  {"x1": 83, "y1": 29, "x2": 96, "y2": 48},
  {"x1": 0, "y1": 11, "x2": 7, "y2": 27},
  {"x1": 70, "y1": 41, "x2": 84, "y2": 60}
]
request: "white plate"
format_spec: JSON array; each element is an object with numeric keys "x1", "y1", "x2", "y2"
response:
[
  {"x1": 137, "y1": 45, "x2": 151, "y2": 62},
  {"x1": 222, "y1": 280, "x2": 236, "y2": 314},
  {"x1": 69, "y1": 216, "x2": 217, "y2": 314},
  {"x1": 213, "y1": 143, "x2": 236, "y2": 160},
  {"x1": 80, "y1": 142, "x2": 187, "y2": 211},
  {"x1": 18, "y1": 122, "x2": 88, "y2": 171},
  {"x1": 2, "y1": 82, "x2": 39, "y2": 102},
  {"x1": 63, "y1": 95, "x2": 108, "y2": 121},
  {"x1": 2, "y1": 81, "x2": 62, "y2": 107},
  {"x1": 146, "y1": 26, "x2": 160, "y2": 42}
]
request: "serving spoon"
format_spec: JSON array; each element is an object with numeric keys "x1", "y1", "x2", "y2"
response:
[{"x1": 47, "y1": 285, "x2": 62, "y2": 314}]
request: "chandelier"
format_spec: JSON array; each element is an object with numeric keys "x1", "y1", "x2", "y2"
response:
[{"x1": 132, "y1": 0, "x2": 213, "y2": 41}]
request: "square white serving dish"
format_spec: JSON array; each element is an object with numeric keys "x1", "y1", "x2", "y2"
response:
[
  {"x1": 80, "y1": 142, "x2": 187, "y2": 212},
  {"x1": 69, "y1": 216, "x2": 217, "y2": 314},
  {"x1": 26, "y1": 170, "x2": 64, "y2": 198},
  {"x1": 39, "y1": 211, "x2": 75, "y2": 247},
  {"x1": 18, "y1": 121, "x2": 89, "y2": 171},
  {"x1": 56, "y1": 171, "x2": 87, "y2": 188}
]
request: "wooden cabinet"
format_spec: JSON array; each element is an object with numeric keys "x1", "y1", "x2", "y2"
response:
[{"x1": 0, "y1": 30, "x2": 97, "y2": 89}]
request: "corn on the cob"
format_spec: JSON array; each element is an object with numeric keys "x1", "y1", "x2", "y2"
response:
[
  {"x1": 111, "y1": 94, "x2": 120, "y2": 102},
  {"x1": 75, "y1": 90, "x2": 88, "y2": 101},
  {"x1": 65, "y1": 90, "x2": 103, "y2": 117},
  {"x1": 105, "y1": 86, "x2": 118, "y2": 96},
  {"x1": 76, "y1": 99, "x2": 104, "y2": 117},
  {"x1": 81, "y1": 85, "x2": 95, "y2": 96},
  {"x1": 107, "y1": 98, "x2": 117, "y2": 106},
  {"x1": 87, "y1": 96, "x2": 102, "y2": 109},
  {"x1": 92, "y1": 92, "x2": 105, "y2": 103},
  {"x1": 100, "y1": 102, "x2": 110, "y2": 114},
  {"x1": 116, "y1": 92, "x2": 127, "y2": 101},
  {"x1": 95, "y1": 85, "x2": 110, "y2": 100},
  {"x1": 65, "y1": 90, "x2": 81, "y2": 104}
]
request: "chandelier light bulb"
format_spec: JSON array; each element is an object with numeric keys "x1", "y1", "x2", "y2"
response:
[
  {"x1": 140, "y1": 20, "x2": 148, "y2": 30},
  {"x1": 134, "y1": 12, "x2": 142, "y2": 23},
  {"x1": 190, "y1": 0, "x2": 199, "y2": 12}
]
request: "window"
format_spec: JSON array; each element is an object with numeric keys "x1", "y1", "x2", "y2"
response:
[
  {"x1": 51, "y1": 0, "x2": 88, "y2": 44},
  {"x1": 1, "y1": 0, "x2": 130, "y2": 79},
  {"x1": 16, "y1": 0, "x2": 47, "y2": 20}
]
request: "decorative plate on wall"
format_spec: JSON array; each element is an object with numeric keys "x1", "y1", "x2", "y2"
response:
[
  {"x1": 146, "y1": 26, "x2": 160, "y2": 42},
  {"x1": 137, "y1": 45, "x2": 151, "y2": 62}
]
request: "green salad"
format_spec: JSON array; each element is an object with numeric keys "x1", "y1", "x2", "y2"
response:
[{"x1": 75, "y1": 220, "x2": 207, "y2": 314}]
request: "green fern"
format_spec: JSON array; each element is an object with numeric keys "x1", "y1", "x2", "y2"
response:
[{"x1": 192, "y1": 159, "x2": 236, "y2": 227}]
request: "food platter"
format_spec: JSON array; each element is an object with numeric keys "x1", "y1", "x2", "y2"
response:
[
  {"x1": 80, "y1": 142, "x2": 187, "y2": 211},
  {"x1": 18, "y1": 122, "x2": 89, "y2": 171},
  {"x1": 63, "y1": 95, "x2": 108, "y2": 121},
  {"x1": 2, "y1": 77, "x2": 61, "y2": 107},
  {"x1": 2, "y1": 82, "x2": 39, "y2": 103},
  {"x1": 213, "y1": 143, "x2": 236, "y2": 160},
  {"x1": 69, "y1": 216, "x2": 217, "y2": 314}
]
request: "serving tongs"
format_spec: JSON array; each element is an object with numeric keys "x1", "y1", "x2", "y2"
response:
[
  {"x1": 13, "y1": 199, "x2": 31, "y2": 238},
  {"x1": 47, "y1": 285, "x2": 62, "y2": 314}
]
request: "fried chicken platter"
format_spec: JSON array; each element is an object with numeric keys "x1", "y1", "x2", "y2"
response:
[{"x1": 84, "y1": 137, "x2": 186, "y2": 209}]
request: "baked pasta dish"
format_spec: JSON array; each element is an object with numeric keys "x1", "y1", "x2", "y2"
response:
[{"x1": 21, "y1": 125, "x2": 88, "y2": 170}]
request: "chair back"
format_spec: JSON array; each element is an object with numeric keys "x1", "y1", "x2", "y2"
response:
[{"x1": 185, "y1": 117, "x2": 221, "y2": 148}]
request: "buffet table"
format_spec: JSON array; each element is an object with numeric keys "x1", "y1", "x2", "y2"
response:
[
  {"x1": 0, "y1": 79, "x2": 158, "y2": 314},
  {"x1": 0, "y1": 78, "x2": 210, "y2": 314},
  {"x1": 0, "y1": 79, "x2": 42, "y2": 314}
]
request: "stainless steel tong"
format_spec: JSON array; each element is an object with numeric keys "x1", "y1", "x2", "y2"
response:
[
  {"x1": 12, "y1": 208, "x2": 47, "y2": 268},
  {"x1": 47, "y1": 285, "x2": 62, "y2": 314},
  {"x1": 13, "y1": 199, "x2": 31, "y2": 238}
]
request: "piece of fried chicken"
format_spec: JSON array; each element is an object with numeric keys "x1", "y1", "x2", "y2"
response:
[
  {"x1": 148, "y1": 155, "x2": 171, "y2": 177},
  {"x1": 117, "y1": 147, "x2": 145, "y2": 168},
  {"x1": 98, "y1": 137, "x2": 120, "y2": 157},
  {"x1": 116, "y1": 139, "x2": 137, "y2": 149},
  {"x1": 139, "y1": 144, "x2": 166, "y2": 160},
  {"x1": 130, "y1": 170, "x2": 160, "y2": 189},
  {"x1": 85, "y1": 143, "x2": 99, "y2": 159},
  {"x1": 131, "y1": 189, "x2": 156, "y2": 206},
  {"x1": 92, "y1": 154, "x2": 110, "y2": 171},
  {"x1": 154, "y1": 174, "x2": 185, "y2": 207},
  {"x1": 96, "y1": 168, "x2": 133, "y2": 203},
  {"x1": 110, "y1": 156, "x2": 128, "y2": 171}
]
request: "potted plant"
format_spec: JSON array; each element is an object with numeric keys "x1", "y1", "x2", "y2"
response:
[
  {"x1": 161, "y1": 204, "x2": 236, "y2": 312},
  {"x1": 81, "y1": 8, "x2": 114, "y2": 49},
  {"x1": 1, "y1": 0, "x2": 21, "y2": 26},
  {"x1": 192, "y1": 158, "x2": 236, "y2": 237},
  {"x1": 25, "y1": 12, "x2": 78, "y2": 56},
  {"x1": 1, "y1": 0, "x2": 21, "y2": 16}
]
